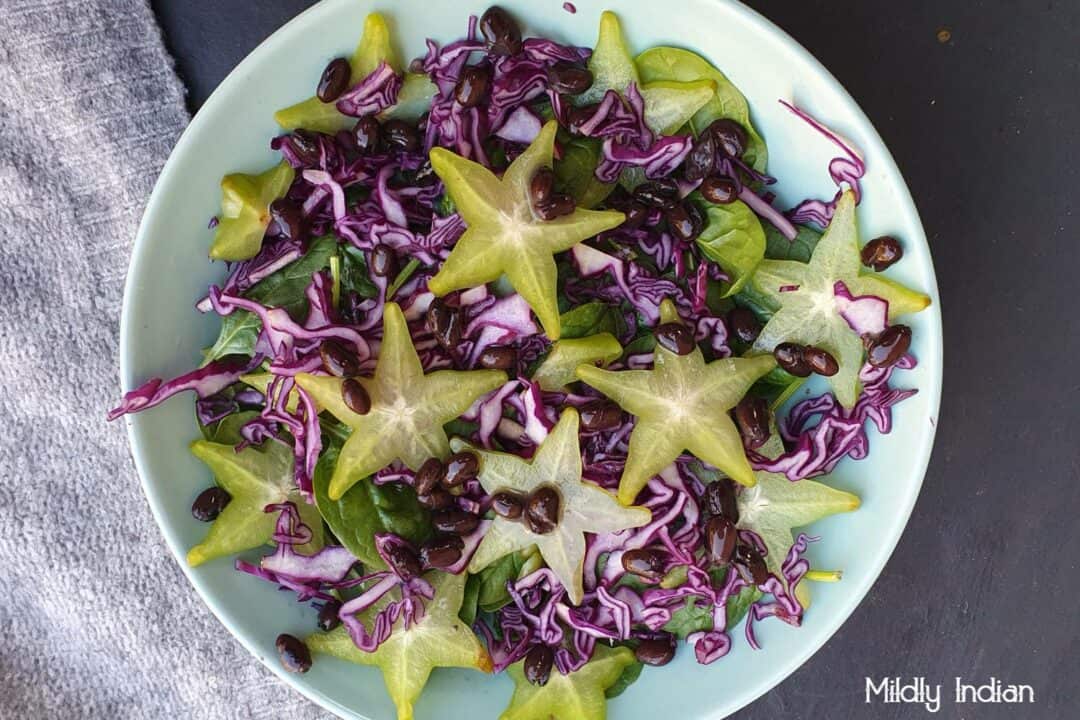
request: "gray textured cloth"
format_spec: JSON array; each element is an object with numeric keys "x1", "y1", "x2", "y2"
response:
[{"x1": 0, "y1": 2, "x2": 325, "y2": 717}]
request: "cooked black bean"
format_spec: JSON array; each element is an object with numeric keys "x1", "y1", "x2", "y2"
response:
[
  {"x1": 420, "y1": 534, "x2": 465, "y2": 569},
  {"x1": 708, "y1": 119, "x2": 748, "y2": 158},
  {"x1": 704, "y1": 515, "x2": 738, "y2": 566},
  {"x1": 353, "y1": 115, "x2": 381, "y2": 154},
  {"x1": 384, "y1": 542, "x2": 422, "y2": 580},
  {"x1": 432, "y1": 509, "x2": 481, "y2": 535},
  {"x1": 726, "y1": 307, "x2": 761, "y2": 345},
  {"x1": 683, "y1": 132, "x2": 716, "y2": 182},
  {"x1": 665, "y1": 201, "x2": 704, "y2": 241},
  {"x1": 861, "y1": 235, "x2": 904, "y2": 271},
  {"x1": 370, "y1": 243, "x2": 397, "y2": 278},
  {"x1": 414, "y1": 458, "x2": 446, "y2": 496},
  {"x1": 317, "y1": 57, "x2": 351, "y2": 102},
  {"x1": 702, "y1": 480, "x2": 739, "y2": 523},
  {"x1": 534, "y1": 193, "x2": 576, "y2": 220},
  {"x1": 319, "y1": 339, "x2": 361, "y2": 377},
  {"x1": 269, "y1": 198, "x2": 303, "y2": 240},
  {"x1": 443, "y1": 452, "x2": 479, "y2": 489},
  {"x1": 867, "y1": 325, "x2": 912, "y2": 368},
  {"x1": 417, "y1": 488, "x2": 454, "y2": 510},
  {"x1": 523, "y1": 645, "x2": 554, "y2": 685},
  {"x1": 491, "y1": 490, "x2": 525, "y2": 520},
  {"x1": 479, "y1": 6, "x2": 523, "y2": 56},
  {"x1": 621, "y1": 548, "x2": 667, "y2": 581},
  {"x1": 478, "y1": 345, "x2": 518, "y2": 371},
  {"x1": 529, "y1": 167, "x2": 555, "y2": 206},
  {"x1": 734, "y1": 543, "x2": 768, "y2": 585},
  {"x1": 566, "y1": 102, "x2": 599, "y2": 134},
  {"x1": 635, "y1": 636, "x2": 676, "y2": 666},
  {"x1": 525, "y1": 486, "x2": 561, "y2": 534},
  {"x1": 341, "y1": 378, "x2": 371, "y2": 415},
  {"x1": 547, "y1": 62, "x2": 593, "y2": 94},
  {"x1": 700, "y1": 175, "x2": 738, "y2": 204},
  {"x1": 579, "y1": 399, "x2": 622, "y2": 432},
  {"x1": 632, "y1": 178, "x2": 679, "y2": 209},
  {"x1": 654, "y1": 322, "x2": 695, "y2": 355},
  {"x1": 735, "y1": 395, "x2": 771, "y2": 450},
  {"x1": 276, "y1": 634, "x2": 312, "y2": 673},
  {"x1": 335, "y1": 129, "x2": 361, "y2": 162},
  {"x1": 773, "y1": 342, "x2": 813, "y2": 377},
  {"x1": 316, "y1": 599, "x2": 342, "y2": 632},
  {"x1": 413, "y1": 159, "x2": 436, "y2": 186},
  {"x1": 287, "y1": 129, "x2": 321, "y2": 165},
  {"x1": 454, "y1": 65, "x2": 491, "y2": 108},
  {"x1": 191, "y1": 487, "x2": 230, "y2": 522},
  {"x1": 426, "y1": 298, "x2": 463, "y2": 348},
  {"x1": 382, "y1": 119, "x2": 420, "y2": 152},
  {"x1": 804, "y1": 346, "x2": 839, "y2": 376},
  {"x1": 621, "y1": 201, "x2": 648, "y2": 230}
]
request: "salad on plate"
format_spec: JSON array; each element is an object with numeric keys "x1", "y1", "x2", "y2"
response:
[{"x1": 112, "y1": 7, "x2": 930, "y2": 720}]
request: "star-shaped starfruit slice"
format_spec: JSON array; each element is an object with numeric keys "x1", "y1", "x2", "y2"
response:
[
  {"x1": 500, "y1": 644, "x2": 636, "y2": 720},
  {"x1": 577, "y1": 299, "x2": 776, "y2": 504},
  {"x1": 749, "y1": 191, "x2": 931, "y2": 408},
  {"x1": 294, "y1": 302, "x2": 506, "y2": 499},
  {"x1": 187, "y1": 439, "x2": 323, "y2": 566},
  {"x1": 531, "y1": 333, "x2": 622, "y2": 391},
  {"x1": 577, "y1": 12, "x2": 715, "y2": 137},
  {"x1": 209, "y1": 161, "x2": 294, "y2": 261},
  {"x1": 307, "y1": 571, "x2": 491, "y2": 720},
  {"x1": 458, "y1": 409, "x2": 650, "y2": 604},
  {"x1": 427, "y1": 121, "x2": 624, "y2": 339}
]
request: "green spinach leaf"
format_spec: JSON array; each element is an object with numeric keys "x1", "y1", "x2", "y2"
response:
[
  {"x1": 459, "y1": 573, "x2": 482, "y2": 627},
  {"x1": 605, "y1": 659, "x2": 644, "y2": 699},
  {"x1": 203, "y1": 311, "x2": 261, "y2": 362},
  {"x1": 555, "y1": 137, "x2": 615, "y2": 209},
  {"x1": 725, "y1": 585, "x2": 764, "y2": 628},
  {"x1": 476, "y1": 549, "x2": 543, "y2": 612},
  {"x1": 661, "y1": 597, "x2": 714, "y2": 638},
  {"x1": 694, "y1": 197, "x2": 766, "y2": 296},
  {"x1": 200, "y1": 410, "x2": 260, "y2": 446},
  {"x1": 559, "y1": 302, "x2": 626, "y2": 340},
  {"x1": 339, "y1": 244, "x2": 380, "y2": 299},
  {"x1": 247, "y1": 235, "x2": 339, "y2": 318},
  {"x1": 764, "y1": 222, "x2": 822, "y2": 263}
]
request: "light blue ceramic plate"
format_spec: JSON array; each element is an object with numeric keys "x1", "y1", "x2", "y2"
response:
[{"x1": 119, "y1": 0, "x2": 942, "y2": 717}]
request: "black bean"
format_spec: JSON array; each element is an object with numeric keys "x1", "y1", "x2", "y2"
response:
[
  {"x1": 491, "y1": 490, "x2": 525, "y2": 520},
  {"x1": 547, "y1": 62, "x2": 593, "y2": 94},
  {"x1": 319, "y1": 339, "x2": 361, "y2": 377},
  {"x1": 700, "y1": 175, "x2": 738, "y2": 204},
  {"x1": 341, "y1": 378, "x2": 371, "y2": 415},
  {"x1": 287, "y1": 129, "x2": 322, "y2": 165},
  {"x1": 529, "y1": 168, "x2": 556, "y2": 206},
  {"x1": 454, "y1": 65, "x2": 491, "y2": 108},
  {"x1": 683, "y1": 132, "x2": 717, "y2": 182},
  {"x1": 861, "y1": 236, "x2": 903, "y2": 271},
  {"x1": 534, "y1": 193, "x2": 576, "y2": 221},
  {"x1": 191, "y1": 487, "x2": 230, "y2": 522},
  {"x1": 621, "y1": 201, "x2": 648, "y2": 231},
  {"x1": 317, "y1": 57, "x2": 351, "y2": 103},
  {"x1": 479, "y1": 6, "x2": 523, "y2": 56},
  {"x1": 413, "y1": 159, "x2": 436, "y2": 186},
  {"x1": 370, "y1": 243, "x2": 397, "y2": 278},
  {"x1": 316, "y1": 599, "x2": 342, "y2": 632},
  {"x1": 384, "y1": 542, "x2": 422, "y2": 580},
  {"x1": 632, "y1": 178, "x2": 679, "y2": 209},
  {"x1": 702, "y1": 480, "x2": 739, "y2": 523},
  {"x1": 269, "y1": 199, "x2": 303, "y2": 240},
  {"x1": 478, "y1": 345, "x2": 518, "y2": 371},
  {"x1": 734, "y1": 395, "x2": 771, "y2": 450},
  {"x1": 443, "y1": 452, "x2": 479, "y2": 489},
  {"x1": 665, "y1": 201, "x2": 704, "y2": 241},
  {"x1": 635, "y1": 636, "x2": 676, "y2": 667},
  {"x1": 417, "y1": 488, "x2": 454, "y2": 510},
  {"x1": 336, "y1": 129, "x2": 361, "y2": 162},
  {"x1": 353, "y1": 115, "x2": 381, "y2": 154},
  {"x1": 726, "y1": 307, "x2": 761, "y2": 345},
  {"x1": 867, "y1": 325, "x2": 912, "y2": 368},
  {"x1": 708, "y1": 119, "x2": 748, "y2": 158},
  {"x1": 382, "y1": 119, "x2": 420, "y2": 152},
  {"x1": 804, "y1": 346, "x2": 839, "y2": 377},
  {"x1": 525, "y1": 486, "x2": 561, "y2": 534},
  {"x1": 426, "y1": 298, "x2": 463, "y2": 348},
  {"x1": 621, "y1": 548, "x2": 667, "y2": 581},
  {"x1": 704, "y1": 515, "x2": 738, "y2": 566},
  {"x1": 566, "y1": 103, "x2": 599, "y2": 134},
  {"x1": 420, "y1": 534, "x2": 465, "y2": 569},
  {"x1": 523, "y1": 645, "x2": 554, "y2": 685},
  {"x1": 734, "y1": 543, "x2": 768, "y2": 585},
  {"x1": 432, "y1": 509, "x2": 481, "y2": 535},
  {"x1": 579, "y1": 399, "x2": 623, "y2": 432},
  {"x1": 654, "y1": 322, "x2": 695, "y2": 355},
  {"x1": 414, "y1": 458, "x2": 446, "y2": 496},
  {"x1": 275, "y1": 634, "x2": 312, "y2": 673},
  {"x1": 773, "y1": 342, "x2": 813, "y2": 377}
]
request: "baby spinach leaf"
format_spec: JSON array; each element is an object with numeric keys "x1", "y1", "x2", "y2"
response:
[
  {"x1": 725, "y1": 585, "x2": 764, "y2": 628},
  {"x1": 694, "y1": 197, "x2": 766, "y2": 296},
  {"x1": 339, "y1": 245, "x2": 380, "y2": 300},
  {"x1": 434, "y1": 193, "x2": 457, "y2": 217},
  {"x1": 662, "y1": 597, "x2": 714, "y2": 638},
  {"x1": 203, "y1": 311, "x2": 261, "y2": 362},
  {"x1": 559, "y1": 302, "x2": 625, "y2": 339},
  {"x1": 443, "y1": 417, "x2": 480, "y2": 441},
  {"x1": 555, "y1": 137, "x2": 615, "y2": 209},
  {"x1": 605, "y1": 659, "x2": 644, "y2": 699},
  {"x1": 459, "y1": 573, "x2": 482, "y2": 627},
  {"x1": 313, "y1": 442, "x2": 432, "y2": 569},
  {"x1": 200, "y1": 410, "x2": 260, "y2": 446},
  {"x1": 475, "y1": 548, "x2": 543, "y2": 612},
  {"x1": 764, "y1": 222, "x2": 822, "y2": 263},
  {"x1": 247, "y1": 235, "x2": 338, "y2": 318}
]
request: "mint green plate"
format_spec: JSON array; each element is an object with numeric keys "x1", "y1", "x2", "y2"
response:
[{"x1": 119, "y1": 1, "x2": 942, "y2": 717}]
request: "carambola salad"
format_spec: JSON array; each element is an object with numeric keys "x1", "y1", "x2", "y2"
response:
[{"x1": 111, "y1": 7, "x2": 930, "y2": 720}]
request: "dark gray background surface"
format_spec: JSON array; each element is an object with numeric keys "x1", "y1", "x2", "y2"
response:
[{"x1": 150, "y1": 1, "x2": 1080, "y2": 717}]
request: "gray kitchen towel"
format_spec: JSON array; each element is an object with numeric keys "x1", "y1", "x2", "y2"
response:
[{"x1": 0, "y1": 2, "x2": 325, "y2": 717}]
